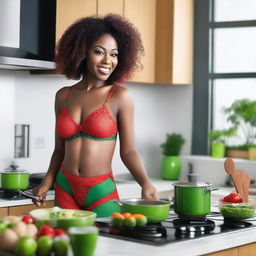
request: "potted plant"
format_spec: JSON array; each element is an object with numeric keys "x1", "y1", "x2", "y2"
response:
[
  {"x1": 208, "y1": 128, "x2": 236, "y2": 158},
  {"x1": 160, "y1": 133, "x2": 185, "y2": 180},
  {"x1": 223, "y1": 99, "x2": 256, "y2": 159}
]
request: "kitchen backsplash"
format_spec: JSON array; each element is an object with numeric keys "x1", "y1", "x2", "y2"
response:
[{"x1": 0, "y1": 70, "x2": 193, "y2": 178}]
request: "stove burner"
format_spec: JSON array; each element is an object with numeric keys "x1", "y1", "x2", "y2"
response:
[
  {"x1": 0, "y1": 189, "x2": 27, "y2": 200},
  {"x1": 96, "y1": 213, "x2": 256, "y2": 246},
  {"x1": 223, "y1": 219, "x2": 253, "y2": 229},
  {"x1": 122, "y1": 225, "x2": 167, "y2": 239},
  {"x1": 173, "y1": 218, "x2": 216, "y2": 233}
]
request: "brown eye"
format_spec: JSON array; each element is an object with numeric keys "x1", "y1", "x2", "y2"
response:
[{"x1": 95, "y1": 50, "x2": 104, "y2": 55}]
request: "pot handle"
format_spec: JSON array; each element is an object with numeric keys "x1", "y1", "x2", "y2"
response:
[
  {"x1": 203, "y1": 187, "x2": 219, "y2": 193},
  {"x1": 113, "y1": 199, "x2": 123, "y2": 207}
]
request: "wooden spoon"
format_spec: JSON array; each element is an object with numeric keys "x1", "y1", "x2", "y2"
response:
[{"x1": 224, "y1": 158, "x2": 244, "y2": 200}]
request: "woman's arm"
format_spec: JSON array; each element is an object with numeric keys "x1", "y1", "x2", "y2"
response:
[
  {"x1": 117, "y1": 87, "x2": 158, "y2": 199},
  {"x1": 32, "y1": 89, "x2": 65, "y2": 205}
]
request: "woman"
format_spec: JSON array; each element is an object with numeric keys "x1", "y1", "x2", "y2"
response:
[{"x1": 32, "y1": 14, "x2": 158, "y2": 217}]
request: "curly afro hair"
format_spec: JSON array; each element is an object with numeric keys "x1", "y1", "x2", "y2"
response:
[{"x1": 55, "y1": 14, "x2": 144, "y2": 84}]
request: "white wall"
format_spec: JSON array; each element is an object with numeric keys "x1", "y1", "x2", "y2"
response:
[
  {"x1": 0, "y1": 71, "x2": 193, "y2": 178},
  {"x1": 0, "y1": 71, "x2": 15, "y2": 171}
]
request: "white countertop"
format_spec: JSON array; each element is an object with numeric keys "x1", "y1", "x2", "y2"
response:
[
  {"x1": 93, "y1": 185, "x2": 256, "y2": 256},
  {"x1": 0, "y1": 190, "x2": 55, "y2": 207},
  {"x1": 94, "y1": 226, "x2": 256, "y2": 256},
  {"x1": 0, "y1": 180, "x2": 255, "y2": 255}
]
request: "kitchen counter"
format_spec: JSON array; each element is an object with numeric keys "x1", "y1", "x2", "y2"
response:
[
  {"x1": 93, "y1": 186, "x2": 253, "y2": 256},
  {"x1": 0, "y1": 190, "x2": 55, "y2": 208},
  {"x1": 0, "y1": 180, "x2": 254, "y2": 256},
  {"x1": 94, "y1": 186, "x2": 256, "y2": 256},
  {"x1": 94, "y1": 226, "x2": 256, "y2": 256}
]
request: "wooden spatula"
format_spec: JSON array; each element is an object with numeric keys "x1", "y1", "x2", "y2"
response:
[
  {"x1": 224, "y1": 158, "x2": 244, "y2": 201},
  {"x1": 241, "y1": 171, "x2": 250, "y2": 202}
]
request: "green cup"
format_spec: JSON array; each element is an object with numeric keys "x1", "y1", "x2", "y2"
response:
[{"x1": 68, "y1": 226, "x2": 98, "y2": 256}]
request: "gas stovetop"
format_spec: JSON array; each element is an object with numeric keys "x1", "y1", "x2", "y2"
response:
[{"x1": 95, "y1": 212, "x2": 256, "y2": 245}]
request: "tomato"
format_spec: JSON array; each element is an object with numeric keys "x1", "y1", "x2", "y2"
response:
[
  {"x1": 36, "y1": 236, "x2": 53, "y2": 256},
  {"x1": 122, "y1": 212, "x2": 132, "y2": 218},
  {"x1": 37, "y1": 225, "x2": 55, "y2": 238},
  {"x1": 54, "y1": 228, "x2": 67, "y2": 237},
  {"x1": 14, "y1": 236, "x2": 37, "y2": 256},
  {"x1": 222, "y1": 193, "x2": 242, "y2": 203},
  {"x1": 21, "y1": 215, "x2": 34, "y2": 224},
  {"x1": 111, "y1": 212, "x2": 125, "y2": 227},
  {"x1": 111, "y1": 212, "x2": 124, "y2": 219},
  {"x1": 123, "y1": 216, "x2": 136, "y2": 228},
  {"x1": 131, "y1": 214, "x2": 147, "y2": 227}
]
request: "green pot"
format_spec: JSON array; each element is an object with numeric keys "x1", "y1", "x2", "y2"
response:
[
  {"x1": 1, "y1": 170, "x2": 29, "y2": 190},
  {"x1": 211, "y1": 143, "x2": 225, "y2": 158},
  {"x1": 173, "y1": 182, "x2": 218, "y2": 217},
  {"x1": 117, "y1": 199, "x2": 170, "y2": 223},
  {"x1": 161, "y1": 156, "x2": 181, "y2": 180}
]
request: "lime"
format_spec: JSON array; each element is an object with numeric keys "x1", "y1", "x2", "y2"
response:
[
  {"x1": 111, "y1": 217, "x2": 124, "y2": 227},
  {"x1": 52, "y1": 239, "x2": 69, "y2": 256},
  {"x1": 135, "y1": 216, "x2": 147, "y2": 227},
  {"x1": 123, "y1": 216, "x2": 136, "y2": 228},
  {"x1": 14, "y1": 236, "x2": 37, "y2": 256},
  {"x1": 36, "y1": 235, "x2": 53, "y2": 256},
  {"x1": 0, "y1": 221, "x2": 7, "y2": 232}
]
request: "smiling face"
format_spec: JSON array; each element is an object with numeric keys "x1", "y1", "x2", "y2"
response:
[{"x1": 85, "y1": 34, "x2": 118, "y2": 83}]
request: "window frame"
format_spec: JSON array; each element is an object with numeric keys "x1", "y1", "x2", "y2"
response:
[{"x1": 192, "y1": 0, "x2": 256, "y2": 155}]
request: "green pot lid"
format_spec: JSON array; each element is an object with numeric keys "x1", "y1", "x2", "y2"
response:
[
  {"x1": 173, "y1": 181, "x2": 212, "y2": 188},
  {"x1": 2, "y1": 170, "x2": 28, "y2": 174}
]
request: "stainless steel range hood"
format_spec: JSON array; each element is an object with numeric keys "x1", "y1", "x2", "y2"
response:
[{"x1": 0, "y1": 0, "x2": 56, "y2": 70}]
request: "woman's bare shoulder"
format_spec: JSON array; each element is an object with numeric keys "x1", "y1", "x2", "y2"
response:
[
  {"x1": 112, "y1": 85, "x2": 133, "y2": 111},
  {"x1": 55, "y1": 86, "x2": 70, "y2": 101},
  {"x1": 114, "y1": 85, "x2": 131, "y2": 101}
]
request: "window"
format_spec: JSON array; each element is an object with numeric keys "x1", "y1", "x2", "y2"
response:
[{"x1": 192, "y1": 0, "x2": 256, "y2": 154}]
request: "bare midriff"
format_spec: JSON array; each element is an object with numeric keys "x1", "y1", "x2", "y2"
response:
[{"x1": 62, "y1": 138, "x2": 116, "y2": 177}]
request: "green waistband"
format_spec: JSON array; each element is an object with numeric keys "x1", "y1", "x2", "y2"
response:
[{"x1": 65, "y1": 132, "x2": 117, "y2": 142}]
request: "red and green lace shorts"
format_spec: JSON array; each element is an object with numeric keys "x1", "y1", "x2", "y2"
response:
[{"x1": 54, "y1": 166, "x2": 121, "y2": 217}]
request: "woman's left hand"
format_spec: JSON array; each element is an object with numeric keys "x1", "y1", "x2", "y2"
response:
[{"x1": 141, "y1": 182, "x2": 159, "y2": 199}]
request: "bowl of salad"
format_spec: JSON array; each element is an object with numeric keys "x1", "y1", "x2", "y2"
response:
[
  {"x1": 30, "y1": 207, "x2": 96, "y2": 230},
  {"x1": 219, "y1": 193, "x2": 256, "y2": 220}
]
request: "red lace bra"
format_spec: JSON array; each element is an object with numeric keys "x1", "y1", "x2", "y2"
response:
[{"x1": 56, "y1": 85, "x2": 118, "y2": 141}]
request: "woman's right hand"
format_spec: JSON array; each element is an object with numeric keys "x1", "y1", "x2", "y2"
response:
[{"x1": 31, "y1": 184, "x2": 51, "y2": 206}]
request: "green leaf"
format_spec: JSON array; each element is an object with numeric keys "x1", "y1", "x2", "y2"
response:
[{"x1": 160, "y1": 133, "x2": 185, "y2": 156}]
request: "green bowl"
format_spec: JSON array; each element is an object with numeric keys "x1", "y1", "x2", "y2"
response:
[
  {"x1": 57, "y1": 214, "x2": 96, "y2": 231},
  {"x1": 30, "y1": 207, "x2": 96, "y2": 230},
  {"x1": 219, "y1": 200, "x2": 256, "y2": 220}
]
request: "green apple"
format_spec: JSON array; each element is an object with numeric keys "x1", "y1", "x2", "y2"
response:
[
  {"x1": 14, "y1": 236, "x2": 37, "y2": 256},
  {"x1": 36, "y1": 235, "x2": 53, "y2": 256},
  {"x1": 0, "y1": 221, "x2": 7, "y2": 231},
  {"x1": 52, "y1": 239, "x2": 69, "y2": 256}
]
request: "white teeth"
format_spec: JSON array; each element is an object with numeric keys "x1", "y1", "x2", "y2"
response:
[{"x1": 98, "y1": 67, "x2": 111, "y2": 74}]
